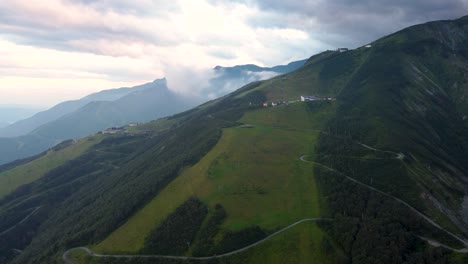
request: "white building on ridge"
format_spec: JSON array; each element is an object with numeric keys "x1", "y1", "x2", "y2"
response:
[{"x1": 301, "y1": 96, "x2": 317, "y2": 101}]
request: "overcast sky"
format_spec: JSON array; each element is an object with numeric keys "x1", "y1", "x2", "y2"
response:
[{"x1": 0, "y1": 0, "x2": 467, "y2": 107}]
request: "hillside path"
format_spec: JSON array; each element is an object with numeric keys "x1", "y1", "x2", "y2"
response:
[
  {"x1": 0, "y1": 206, "x2": 42, "y2": 237},
  {"x1": 299, "y1": 155, "x2": 468, "y2": 251},
  {"x1": 62, "y1": 218, "x2": 332, "y2": 264}
]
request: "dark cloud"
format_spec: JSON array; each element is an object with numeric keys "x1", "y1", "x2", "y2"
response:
[
  {"x1": 244, "y1": 0, "x2": 467, "y2": 19},
  {"x1": 1, "y1": 0, "x2": 466, "y2": 58},
  {"x1": 214, "y1": 0, "x2": 468, "y2": 48},
  {"x1": 0, "y1": 0, "x2": 185, "y2": 57}
]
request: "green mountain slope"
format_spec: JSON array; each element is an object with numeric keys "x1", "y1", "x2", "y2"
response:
[
  {"x1": 321, "y1": 16, "x2": 468, "y2": 229},
  {"x1": 0, "y1": 136, "x2": 104, "y2": 199},
  {"x1": 93, "y1": 101, "x2": 335, "y2": 255},
  {"x1": 1, "y1": 15, "x2": 468, "y2": 264}
]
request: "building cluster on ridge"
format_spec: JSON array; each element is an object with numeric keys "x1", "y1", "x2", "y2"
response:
[
  {"x1": 333, "y1": 44, "x2": 372, "y2": 53},
  {"x1": 99, "y1": 126, "x2": 126, "y2": 134},
  {"x1": 300, "y1": 95, "x2": 334, "y2": 101},
  {"x1": 262, "y1": 95, "x2": 335, "y2": 107},
  {"x1": 262, "y1": 101, "x2": 289, "y2": 107},
  {"x1": 98, "y1": 123, "x2": 143, "y2": 135}
]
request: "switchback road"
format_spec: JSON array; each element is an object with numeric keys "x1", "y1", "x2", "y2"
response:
[{"x1": 299, "y1": 155, "x2": 468, "y2": 251}]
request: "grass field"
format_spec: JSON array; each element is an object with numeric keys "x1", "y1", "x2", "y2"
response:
[
  {"x1": 218, "y1": 221, "x2": 337, "y2": 264},
  {"x1": 235, "y1": 50, "x2": 368, "y2": 102},
  {"x1": 94, "y1": 102, "x2": 336, "y2": 255},
  {"x1": 0, "y1": 134, "x2": 104, "y2": 199}
]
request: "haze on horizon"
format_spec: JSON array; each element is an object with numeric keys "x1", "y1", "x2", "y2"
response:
[{"x1": 1, "y1": 0, "x2": 467, "y2": 107}]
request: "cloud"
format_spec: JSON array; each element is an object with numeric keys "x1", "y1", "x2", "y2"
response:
[
  {"x1": 202, "y1": 68, "x2": 280, "y2": 99},
  {"x1": 0, "y1": 39, "x2": 157, "y2": 106},
  {"x1": 0, "y1": 0, "x2": 467, "y2": 106},
  {"x1": 0, "y1": 0, "x2": 317, "y2": 63},
  {"x1": 217, "y1": 70, "x2": 279, "y2": 94},
  {"x1": 0, "y1": 40, "x2": 159, "y2": 80},
  {"x1": 0, "y1": 0, "x2": 183, "y2": 50},
  {"x1": 164, "y1": 65, "x2": 215, "y2": 97},
  {"x1": 233, "y1": 0, "x2": 468, "y2": 47}
]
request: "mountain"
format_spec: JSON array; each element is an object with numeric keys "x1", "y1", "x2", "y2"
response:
[
  {"x1": 0, "y1": 105, "x2": 44, "y2": 128},
  {"x1": 0, "y1": 134, "x2": 58, "y2": 171},
  {"x1": 0, "y1": 83, "x2": 153, "y2": 138},
  {"x1": 2, "y1": 16, "x2": 468, "y2": 264},
  {"x1": 0, "y1": 79, "x2": 195, "y2": 165},
  {"x1": 31, "y1": 79, "x2": 194, "y2": 140}
]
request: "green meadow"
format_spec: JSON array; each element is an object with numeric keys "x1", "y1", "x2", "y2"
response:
[{"x1": 94, "y1": 102, "x2": 336, "y2": 256}]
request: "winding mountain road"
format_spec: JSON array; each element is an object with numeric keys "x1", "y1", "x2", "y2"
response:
[
  {"x1": 419, "y1": 237, "x2": 468, "y2": 253},
  {"x1": 62, "y1": 218, "x2": 332, "y2": 264},
  {"x1": 357, "y1": 142, "x2": 405, "y2": 160},
  {"x1": 299, "y1": 154, "x2": 468, "y2": 251}
]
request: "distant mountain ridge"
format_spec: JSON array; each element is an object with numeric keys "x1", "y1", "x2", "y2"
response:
[
  {"x1": 0, "y1": 78, "x2": 195, "y2": 165},
  {"x1": 0, "y1": 82, "x2": 152, "y2": 137},
  {"x1": 0, "y1": 106, "x2": 44, "y2": 129},
  {"x1": 30, "y1": 79, "x2": 194, "y2": 140}
]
